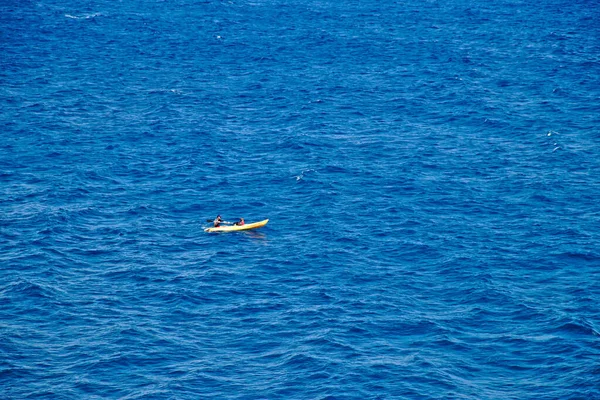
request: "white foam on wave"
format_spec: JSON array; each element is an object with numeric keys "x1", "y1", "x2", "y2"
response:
[
  {"x1": 546, "y1": 130, "x2": 563, "y2": 152},
  {"x1": 148, "y1": 88, "x2": 184, "y2": 95},
  {"x1": 294, "y1": 169, "x2": 315, "y2": 181},
  {"x1": 65, "y1": 13, "x2": 102, "y2": 20}
]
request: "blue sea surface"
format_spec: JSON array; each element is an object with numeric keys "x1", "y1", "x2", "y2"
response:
[{"x1": 1, "y1": 0, "x2": 599, "y2": 398}]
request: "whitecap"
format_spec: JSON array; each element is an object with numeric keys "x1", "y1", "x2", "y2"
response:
[
  {"x1": 294, "y1": 169, "x2": 315, "y2": 181},
  {"x1": 65, "y1": 13, "x2": 102, "y2": 20}
]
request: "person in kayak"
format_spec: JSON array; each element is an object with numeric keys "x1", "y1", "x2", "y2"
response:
[
  {"x1": 234, "y1": 218, "x2": 245, "y2": 226},
  {"x1": 213, "y1": 215, "x2": 223, "y2": 227}
]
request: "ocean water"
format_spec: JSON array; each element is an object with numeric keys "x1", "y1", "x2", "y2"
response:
[{"x1": 1, "y1": 0, "x2": 599, "y2": 398}]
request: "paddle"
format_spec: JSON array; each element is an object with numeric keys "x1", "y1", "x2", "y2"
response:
[{"x1": 205, "y1": 219, "x2": 235, "y2": 224}]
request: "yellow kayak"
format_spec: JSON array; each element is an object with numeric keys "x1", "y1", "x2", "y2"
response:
[{"x1": 204, "y1": 219, "x2": 269, "y2": 233}]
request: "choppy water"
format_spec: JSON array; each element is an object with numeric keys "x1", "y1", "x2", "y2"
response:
[{"x1": 2, "y1": 0, "x2": 600, "y2": 398}]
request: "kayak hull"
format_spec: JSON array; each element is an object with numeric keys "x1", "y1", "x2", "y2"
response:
[{"x1": 204, "y1": 219, "x2": 269, "y2": 233}]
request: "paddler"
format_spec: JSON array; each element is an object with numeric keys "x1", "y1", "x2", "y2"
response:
[
  {"x1": 213, "y1": 215, "x2": 223, "y2": 227},
  {"x1": 234, "y1": 218, "x2": 245, "y2": 226}
]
